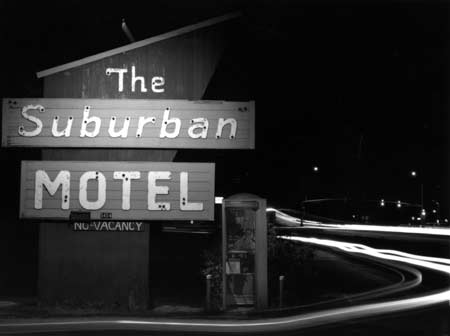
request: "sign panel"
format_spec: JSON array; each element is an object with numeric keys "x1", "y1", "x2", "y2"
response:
[
  {"x1": 20, "y1": 161, "x2": 215, "y2": 221},
  {"x1": 2, "y1": 99, "x2": 255, "y2": 149}
]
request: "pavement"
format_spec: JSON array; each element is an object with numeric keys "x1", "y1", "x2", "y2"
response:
[
  {"x1": 1, "y1": 223, "x2": 449, "y2": 335},
  {"x1": 0, "y1": 246, "x2": 404, "y2": 320}
]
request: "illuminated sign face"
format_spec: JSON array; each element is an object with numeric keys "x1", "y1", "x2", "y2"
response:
[
  {"x1": 2, "y1": 99, "x2": 255, "y2": 149},
  {"x1": 20, "y1": 161, "x2": 215, "y2": 220}
]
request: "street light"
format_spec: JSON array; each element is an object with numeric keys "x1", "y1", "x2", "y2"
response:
[
  {"x1": 410, "y1": 171, "x2": 425, "y2": 223},
  {"x1": 313, "y1": 166, "x2": 319, "y2": 172},
  {"x1": 432, "y1": 200, "x2": 440, "y2": 225}
]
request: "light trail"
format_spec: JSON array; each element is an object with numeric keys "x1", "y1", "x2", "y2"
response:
[
  {"x1": 2, "y1": 235, "x2": 449, "y2": 334},
  {"x1": 280, "y1": 236, "x2": 450, "y2": 275},
  {"x1": 267, "y1": 207, "x2": 321, "y2": 225},
  {"x1": 267, "y1": 207, "x2": 450, "y2": 237},
  {"x1": 1, "y1": 208, "x2": 449, "y2": 334},
  {"x1": 310, "y1": 223, "x2": 450, "y2": 237}
]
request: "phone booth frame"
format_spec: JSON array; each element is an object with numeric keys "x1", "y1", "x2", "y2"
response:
[{"x1": 222, "y1": 193, "x2": 268, "y2": 310}]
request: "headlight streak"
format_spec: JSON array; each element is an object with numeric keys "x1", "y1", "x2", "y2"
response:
[
  {"x1": 312, "y1": 223, "x2": 450, "y2": 237},
  {"x1": 378, "y1": 250, "x2": 450, "y2": 266},
  {"x1": 267, "y1": 207, "x2": 321, "y2": 225},
  {"x1": 268, "y1": 207, "x2": 450, "y2": 237},
  {"x1": 2, "y1": 211, "x2": 449, "y2": 334}
]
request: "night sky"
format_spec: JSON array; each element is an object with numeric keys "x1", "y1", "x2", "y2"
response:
[{"x1": 0, "y1": 0, "x2": 448, "y2": 218}]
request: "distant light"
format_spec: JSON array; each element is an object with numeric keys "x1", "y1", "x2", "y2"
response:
[
  {"x1": 437, "y1": 219, "x2": 440, "y2": 224},
  {"x1": 215, "y1": 197, "x2": 223, "y2": 204},
  {"x1": 313, "y1": 166, "x2": 319, "y2": 172},
  {"x1": 417, "y1": 217, "x2": 421, "y2": 221},
  {"x1": 397, "y1": 200, "x2": 402, "y2": 208},
  {"x1": 380, "y1": 199, "x2": 385, "y2": 207},
  {"x1": 352, "y1": 215, "x2": 356, "y2": 218},
  {"x1": 410, "y1": 171, "x2": 417, "y2": 177},
  {"x1": 190, "y1": 220, "x2": 194, "y2": 224},
  {"x1": 421, "y1": 209, "x2": 426, "y2": 216},
  {"x1": 432, "y1": 209, "x2": 437, "y2": 214},
  {"x1": 445, "y1": 219, "x2": 448, "y2": 223},
  {"x1": 411, "y1": 216, "x2": 415, "y2": 221}
]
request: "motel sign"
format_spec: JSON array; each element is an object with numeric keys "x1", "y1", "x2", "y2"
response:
[
  {"x1": 4, "y1": 11, "x2": 267, "y2": 310},
  {"x1": 21, "y1": 161, "x2": 215, "y2": 220},
  {"x1": 3, "y1": 99, "x2": 254, "y2": 149}
]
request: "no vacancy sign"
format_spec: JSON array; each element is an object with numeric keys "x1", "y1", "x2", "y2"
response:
[{"x1": 20, "y1": 161, "x2": 215, "y2": 221}]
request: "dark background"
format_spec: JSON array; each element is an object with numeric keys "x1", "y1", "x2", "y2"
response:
[{"x1": 0, "y1": 0, "x2": 448, "y2": 295}]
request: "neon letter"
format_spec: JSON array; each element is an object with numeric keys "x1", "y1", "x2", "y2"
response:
[
  {"x1": 79, "y1": 171, "x2": 106, "y2": 210},
  {"x1": 151, "y1": 76, "x2": 165, "y2": 93},
  {"x1": 18, "y1": 105, "x2": 44, "y2": 137},
  {"x1": 136, "y1": 116, "x2": 155, "y2": 138},
  {"x1": 35, "y1": 170, "x2": 70, "y2": 209},
  {"x1": 188, "y1": 118, "x2": 209, "y2": 139},
  {"x1": 159, "y1": 108, "x2": 180, "y2": 138},
  {"x1": 108, "y1": 116, "x2": 130, "y2": 138},
  {"x1": 180, "y1": 172, "x2": 203, "y2": 211},
  {"x1": 216, "y1": 118, "x2": 237, "y2": 139},
  {"x1": 52, "y1": 116, "x2": 73, "y2": 137},
  {"x1": 105, "y1": 68, "x2": 128, "y2": 92},
  {"x1": 113, "y1": 171, "x2": 140, "y2": 210},
  {"x1": 80, "y1": 106, "x2": 101, "y2": 137},
  {"x1": 131, "y1": 66, "x2": 147, "y2": 92},
  {"x1": 148, "y1": 171, "x2": 171, "y2": 211}
]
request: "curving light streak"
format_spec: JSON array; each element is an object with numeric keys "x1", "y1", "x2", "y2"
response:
[
  {"x1": 311, "y1": 223, "x2": 450, "y2": 237},
  {"x1": 2, "y1": 208, "x2": 450, "y2": 334},
  {"x1": 280, "y1": 236, "x2": 450, "y2": 275},
  {"x1": 2, "y1": 236, "x2": 450, "y2": 335},
  {"x1": 365, "y1": 247, "x2": 450, "y2": 266},
  {"x1": 268, "y1": 207, "x2": 450, "y2": 237}
]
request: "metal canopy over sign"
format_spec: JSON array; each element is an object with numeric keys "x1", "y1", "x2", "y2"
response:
[
  {"x1": 2, "y1": 98, "x2": 255, "y2": 149},
  {"x1": 20, "y1": 161, "x2": 215, "y2": 221}
]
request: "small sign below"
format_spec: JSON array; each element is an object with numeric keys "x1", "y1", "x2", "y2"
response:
[
  {"x1": 100, "y1": 212, "x2": 112, "y2": 219},
  {"x1": 70, "y1": 211, "x2": 90, "y2": 221},
  {"x1": 73, "y1": 221, "x2": 145, "y2": 232}
]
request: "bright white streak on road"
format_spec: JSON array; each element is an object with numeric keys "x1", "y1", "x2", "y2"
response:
[
  {"x1": 266, "y1": 207, "x2": 321, "y2": 225},
  {"x1": 2, "y1": 215, "x2": 450, "y2": 334},
  {"x1": 312, "y1": 223, "x2": 450, "y2": 237},
  {"x1": 267, "y1": 207, "x2": 450, "y2": 237},
  {"x1": 3, "y1": 235, "x2": 448, "y2": 334},
  {"x1": 280, "y1": 236, "x2": 450, "y2": 274},
  {"x1": 373, "y1": 249, "x2": 450, "y2": 266}
]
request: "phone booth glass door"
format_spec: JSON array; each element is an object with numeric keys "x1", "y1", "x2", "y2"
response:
[{"x1": 224, "y1": 206, "x2": 256, "y2": 306}]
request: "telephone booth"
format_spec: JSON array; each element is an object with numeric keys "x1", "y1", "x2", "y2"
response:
[{"x1": 222, "y1": 193, "x2": 267, "y2": 310}]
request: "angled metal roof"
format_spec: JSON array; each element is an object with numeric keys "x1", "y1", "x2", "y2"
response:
[{"x1": 36, "y1": 11, "x2": 241, "y2": 78}]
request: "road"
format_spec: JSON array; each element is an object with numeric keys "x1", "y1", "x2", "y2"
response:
[{"x1": 0, "y1": 208, "x2": 449, "y2": 335}]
